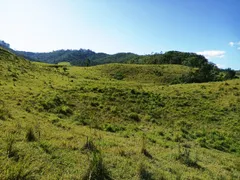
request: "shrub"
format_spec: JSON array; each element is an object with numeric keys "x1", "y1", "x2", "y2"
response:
[
  {"x1": 129, "y1": 112, "x2": 141, "y2": 122},
  {"x1": 0, "y1": 100, "x2": 11, "y2": 120},
  {"x1": 26, "y1": 127, "x2": 36, "y2": 142},
  {"x1": 113, "y1": 71, "x2": 124, "y2": 80},
  {"x1": 141, "y1": 136, "x2": 152, "y2": 159},
  {"x1": 176, "y1": 144, "x2": 200, "y2": 168},
  {"x1": 58, "y1": 105, "x2": 73, "y2": 116},
  {"x1": 39, "y1": 141, "x2": 53, "y2": 154},
  {"x1": 153, "y1": 70, "x2": 163, "y2": 77},
  {"x1": 5, "y1": 134, "x2": 18, "y2": 160},
  {"x1": 3, "y1": 155, "x2": 43, "y2": 179},
  {"x1": 103, "y1": 123, "x2": 125, "y2": 133},
  {"x1": 0, "y1": 108, "x2": 10, "y2": 120},
  {"x1": 83, "y1": 152, "x2": 112, "y2": 180},
  {"x1": 81, "y1": 137, "x2": 98, "y2": 152},
  {"x1": 74, "y1": 113, "x2": 92, "y2": 126},
  {"x1": 39, "y1": 93, "x2": 68, "y2": 113},
  {"x1": 138, "y1": 163, "x2": 154, "y2": 180}
]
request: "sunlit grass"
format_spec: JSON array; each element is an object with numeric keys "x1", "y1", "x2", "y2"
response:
[{"x1": 0, "y1": 48, "x2": 239, "y2": 179}]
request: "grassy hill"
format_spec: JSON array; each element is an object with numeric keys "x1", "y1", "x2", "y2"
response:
[
  {"x1": 0, "y1": 48, "x2": 239, "y2": 179},
  {"x1": 0, "y1": 41, "x2": 233, "y2": 84},
  {"x1": 83, "y1": 63, "x2": 194, "y2": 85}
]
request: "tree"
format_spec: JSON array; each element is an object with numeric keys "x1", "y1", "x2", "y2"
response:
[
  {"x1": 224, "y1": 68, "x2": 236, "y2": 80},
  {"x1": 85, "y1": 58, "x2": 91, "y2": 67}
]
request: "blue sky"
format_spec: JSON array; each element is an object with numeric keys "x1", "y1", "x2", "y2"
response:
[{"x1": 0, "y1": 0, "x2": 240, "y2": 69}]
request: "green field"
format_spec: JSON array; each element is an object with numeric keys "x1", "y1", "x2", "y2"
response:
[{"x1": 0, "y1": 48, "x2": 239, "y2": 179}]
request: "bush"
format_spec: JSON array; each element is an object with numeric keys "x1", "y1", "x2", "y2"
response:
[
  {"x1": 58, "y1": 105, "x2": 73, "y2": 115},
  {"x1": 26, "y1": 127, "x2": 36, "y2": 142},
  {"x1": 141, "y1": 136, "x2": 152, "y2": 159},
  {"x1": 138, "y1": 163, "x2": 154, "y2": 180},
  {"x1": 0, "y1": 108, "x2": 10, "y2": 120},
  {"x1": 5, "y1": 134, "x2": 18, "y2": 160},
  {"x1": 74, "y1": 112, "x2": 92, "y2": 126},
  {"x1": 176, "y1": 144, "x2": 200, "y2": 168},
  {"x1": 129, "y1": 112, "x2": 141, "y2": 122},
  {"x1": 103, "y1": 123, "x2": 125, "y2": 133},
  {"x1": 0, "y1": 100, "x2": 11, "y2": 120},
  {"x1": 83, "y1": 152, "x2": 112, "y2": 180},
  {"x1": 2, "y1": 155, "x2": 43, "y2": 179},
  {"x1": 113, "y1": 71, "x2": 124, "y2": 80},
  {"x1": 81, "y1": 137, "x2": 98, "y2": 152},
  {"x1": 38, "y1": 93, "x2": 70, "y2": 114}
]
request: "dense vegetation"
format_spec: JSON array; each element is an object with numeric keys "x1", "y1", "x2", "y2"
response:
[
  {"x1": 1, "y1": 40, "x2": 236, "y2": 84},
  {"x1": 15, "y1": 49, "x2": 140, "y2": 66},
  {"x1": 0, "y1": 47, "x2": 239, "y2": 179}
]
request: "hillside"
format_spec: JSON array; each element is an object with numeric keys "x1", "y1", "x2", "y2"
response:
[
  {"x1": 90, "y1": 63, "x2": 195, "y2": 84},
  {"x1": 0, "y1": 48, "x2": 239, "y2": 179},
  {"x1": 0, "y1": 41, "x2": 235, "y2": 84},
  {"x1": 14, "y1": 49, "x2": 236, "y2": 83}
]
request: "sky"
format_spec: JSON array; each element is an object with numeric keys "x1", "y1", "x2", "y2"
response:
[{"x1": 0, "y1": 0, "x2": 240, "y2": 69}]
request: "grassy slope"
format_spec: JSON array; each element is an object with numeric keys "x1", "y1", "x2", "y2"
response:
[{"x1": 0, "y1": 48, "x2": 239, "y2": 179}]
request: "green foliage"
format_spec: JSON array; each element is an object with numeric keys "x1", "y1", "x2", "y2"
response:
[
  {"x1": 81, "y1": 137, "x2": 98, "y2": 153},
  {"x1": 223, "y1": 68, "x2": 236, "y2": 80},
  {"x1": 5, "y1": 134, "x2": 18, "y2": 160},
  {"x1": 138, "y1": 163, "x2": 155, "y2": 180},
  {"x1": 128, "y1": 112, "x2": 141, "y2": 122},
  {"x1": 0, "y1": 103, "x2": 10, "y2": 120},
  {"x1": 83, "y1": 152, "x2": 112, "y2": 180},
  {"x1": 58, "y1": 105, "x2": 73, "y2": 116},
  {"x1": 74, "y1": 112, "x2": 92, "y2": 126},
  {"x1": 176, "y1": 144, "x2": 200, "y2": 168},
  {"x1": 37, "y1": 93, "x2": 73, "y2": 115},
  {"x1": 1, "y1": 155, "x2": 43, "y2": 180},
  {"x1": 141, "y1": 136, "x2": 152, "y2": 159},
  {"x1": 196, "y1": 131, "x2": 235, "y2": 152},
  {"x1": 112, "y1": 71, "x2": 124, "y2": 80},
  {"x1": 103, "y1": 123, "x2": 125, "y2": 133},
  {"x1": 26, "y1": 127, "x2": 37, "y2": 142}
]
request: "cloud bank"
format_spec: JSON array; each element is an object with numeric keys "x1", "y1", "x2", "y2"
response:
[{"x1": 197, "y1": 50, "x2": 225, "y2": 59}]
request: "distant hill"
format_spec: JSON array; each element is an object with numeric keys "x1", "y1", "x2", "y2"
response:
[
  {"x1": 15, "y1": 49, "x2": 236, "y2": 83},
  {"x1": 0, "y1": 40, "x2": 10, "y2": 49},
  {"x1": 0, "y1": 40, "x2": 236, "y2": 83},
  {"x1": 15, "y1": 49, "x2": 139, "y2": 66}
]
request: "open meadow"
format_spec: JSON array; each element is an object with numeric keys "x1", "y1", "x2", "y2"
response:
[{"x1": 0, "y1": 48, "x2": 239, "y2": 179}]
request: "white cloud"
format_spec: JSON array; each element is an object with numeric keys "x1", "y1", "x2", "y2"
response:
[
  {"x1": 229, "y1": 42, "x2": 234, "y2": 47},
  {"x1": 197, "y1": 50, "x2": 225, "y2": 59},
  {"x1": 229, "y1": 41, "x2": 240, "y2": 47},
  {"x1": 216, "y1": 64, "x2": 226, "y2": 69}
]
